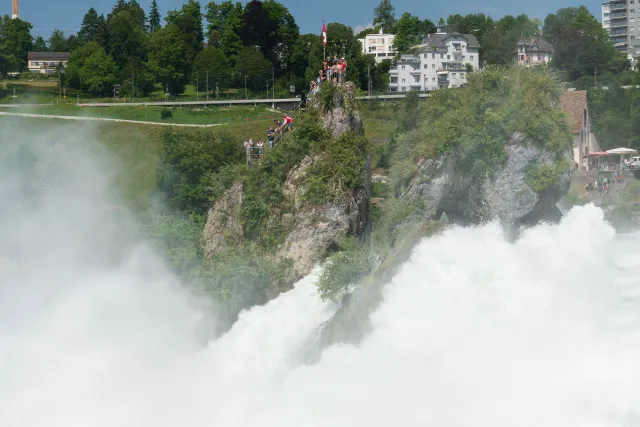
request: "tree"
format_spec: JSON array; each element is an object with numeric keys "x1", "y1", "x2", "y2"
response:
[
  {"x1": 446, "y1": 13, "x2": 494, "y2": 41},
  {"x1": 393, "y1": 13, "x2": 435, "y2": 54},
  {"x1": 192, "y1": 46, "x2": 231, "y2": 89},
  {"x1": 288, "y1": 33, "x2": 323, "y2": 86},
  {"x1": 166, "y1": 0, "x2": 204, "y2": 68},
  {"x1": 107, "y1": 10, "x2": 149, "y2": 72},
  {"x1": 234, "y1": 46, "x2": 271, "y2": 91},
  {"x1": 479, "y1": 14, "x2": 541, "y2": 65},
  {"x1": 0, "y1": 16, "x2": 33, "y2": 73},
  {"x1": 373, "y1": 0, "x2": 395, "y2": 33},
  {"x1": 147, "y1": 24, "x2": 190, "y2": 94},
  {"x1": 32, "y1": 36, "x2": 48, "y2": 52},
  {"x1": 79, "y1": 8, "x2": 106, "y2": 44},
  {"x1": 547, "y1": 6, "x2": 629, "y2": 80},
  {"x1": 65, "y1": 42, "x2": 117, "y2": 96},
  {"x1": 149, "y1": 0, "x2": 162, "y2": 33},
  {"x1": 205, "y1": 1, "x2": 243, "y2": 58},
  {"x1": 48, "y1": 29, "x2": 69, "y2": 52}
]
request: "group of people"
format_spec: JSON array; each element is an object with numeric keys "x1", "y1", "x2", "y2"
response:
[
  {"x1": 320, "y1": 56, "x2": 347, "y2": 85},
  {"x1": 584, "y1": 175, "x2": 613, "y2": 196},
  {"x1": 244, "y1": 114, "x2": 294, "y2": 159},
  {"x1": 309, "y1": 56, "x2": 348, "y2": 99}
]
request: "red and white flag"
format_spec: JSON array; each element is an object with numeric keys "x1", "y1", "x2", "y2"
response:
[{"x1": 322, "y1": 21, "x2": 327, "y2": 46}]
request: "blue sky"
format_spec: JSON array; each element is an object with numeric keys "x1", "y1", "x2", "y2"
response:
[{"x1": 13, "y1": 0, "x2": 605, "y2": 39}]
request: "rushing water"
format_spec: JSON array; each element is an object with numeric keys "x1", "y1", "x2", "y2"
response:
[
  {"x1": 2, "y1": 125, "x2": 640, "y2": 426},
  {"x1": 2, "y1": 204, "x2": 640, "y2": 427}
]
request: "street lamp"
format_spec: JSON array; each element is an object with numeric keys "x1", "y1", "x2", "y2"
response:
[{"x1": 196, "y1": 71, "x2": 199, "y2": 102}]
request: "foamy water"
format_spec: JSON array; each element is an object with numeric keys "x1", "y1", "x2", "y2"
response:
[{"x1": 2, "y1": 124, "x2": 640, "y2": 426}]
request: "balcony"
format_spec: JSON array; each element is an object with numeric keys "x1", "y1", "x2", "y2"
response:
[
  {"x1": 610, "y1": 21, "x2": 628, "y2": 29},
  {"x1": 609, "y1": 4, "x2": 627, "y2": 11},
  {"x1": 609, "y1": 12, "x2": 628, "y2": 19},
  {"x1": 438, "y1": 62, "x2": 467, "y2": 72},
  {"x1": 389, "y1": 66, "x2": 398, "y2": 74}
]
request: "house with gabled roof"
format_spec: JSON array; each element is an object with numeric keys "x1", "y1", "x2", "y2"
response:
[{"x1": 514, "y1": 36, "x2": 554, "y2": 67}]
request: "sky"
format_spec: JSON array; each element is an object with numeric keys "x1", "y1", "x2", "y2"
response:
[{"x1": 11, "y1": 0, "x2": 605, "y2": 40}]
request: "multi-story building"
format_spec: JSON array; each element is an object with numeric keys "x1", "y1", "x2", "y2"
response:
[
  {"x1": 513, "y1": 36, "x2": 554, "y2": 66},
  {"x1": 358, "y1": 29, "x2": 396, "y2": 63},
  {"x1": 602, "y1": 0, "x2": 640, "y2": 65},
  {"x1": 27, "y1": 52, "x2": 71, "y2": 75},
  {"x1": 388, "y1": 31, "x2": 481, "y2": 92}
]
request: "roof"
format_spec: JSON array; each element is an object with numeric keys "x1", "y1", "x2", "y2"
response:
[
  {"x1": 560, "y1": 90, "x2": 588, "y2": 135},
  {"x1": 421, "y1": 32, "x2": 481, "y2": 49},
  {"x1": 27, "y1": 52, "x2": 71, "y2": 61},
  {"x1": 515, "y1": 36, "x2": 554, "y2": 53}
]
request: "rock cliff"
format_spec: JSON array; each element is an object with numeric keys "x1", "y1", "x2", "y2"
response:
[
  {"x1": 202, "y1": 181, "x2": 244, "y2": 260},
  {"x1": 201, "y1": 82, "x2": 370, "y2": 287},
  {"x1": 404, "y1": 132, "x2": 573, "y2": 233}
]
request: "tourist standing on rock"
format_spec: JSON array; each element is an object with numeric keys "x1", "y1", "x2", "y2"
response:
[{"x1": 267, "y1": 127, "x2": 275, "y2": 148}]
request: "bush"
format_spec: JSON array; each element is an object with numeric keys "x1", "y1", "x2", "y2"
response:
[
  {"x1": 316, "y1": 237, "x2": 376, "y2": 301},
  {"x1": 161, "y1": 109, "x2": 173, "y2": 120}
]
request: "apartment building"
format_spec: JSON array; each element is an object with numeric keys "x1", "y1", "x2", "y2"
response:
[
  {"x1": 388, "y1": 32, "x2": 481, "y2": 92},
  {"x1": 27, "y1": 52, "x2": 71, "y2": 75},
  {"x1": 358, "y1": 29, "x2": 396, "y2": 63},
  {"x1": 602, "y1": 0, "x2": 640, "y2": 65}
]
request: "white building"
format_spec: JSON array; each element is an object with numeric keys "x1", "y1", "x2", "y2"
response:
[
  {"x1": 358, "y1": 29, "x2": 396, "y2": 63},
  {"x1": 27, "y1": 52, "x2": 71, "y2": 75},
  {"x1": 602, "y1": 0, "x2": 640, "y2": 65},
  {"x1": 388, "y1": 32, "x2": 481, "y2": 92}
]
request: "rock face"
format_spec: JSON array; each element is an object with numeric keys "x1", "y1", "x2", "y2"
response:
[
  {"x1": 201, "y1": 81, "x2": 370, "y2": 284},
  {"x1": 201, "y1": 181, "x2": 244, "y2": 260},
  {"x1": 322, "y1": 82, "x2": 363, "y2": 138},
  {"x1": 278, "y1": 154, "x2": 369, "y2": 282},
  {"x1": 405, "y1": 133, "x2": 573, "y2": 231}
]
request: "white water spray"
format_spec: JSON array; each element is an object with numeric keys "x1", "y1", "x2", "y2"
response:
[{"x1": 1, "y1": 122, "x2": 640, "y2": 427}]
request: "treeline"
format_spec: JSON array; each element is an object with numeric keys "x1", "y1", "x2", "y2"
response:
[
  {"x1": 0, "y1": 0, "x2": 636, "y2": 98},
  {"x1": 0, "y1": 0, "x2": 389, "y2": 97}
]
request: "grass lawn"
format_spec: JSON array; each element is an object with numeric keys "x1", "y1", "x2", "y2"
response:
[
  {"x1": 360, "y1": 101, "x2": 398, "y2": 141},
  {"x1": 0, "y1": 111, "x2": 283, "y2": 211},
  {"x1": 10, "y1": 104, "x2": 283, "y2": 126}
]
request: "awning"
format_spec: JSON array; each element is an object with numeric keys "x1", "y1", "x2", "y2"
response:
[
  {"x1": 587, "y1": 152, "x2": 608, "y2": 156},
  {"x1": 606, "y1": 147, "x2": 638, "y2": 155}
]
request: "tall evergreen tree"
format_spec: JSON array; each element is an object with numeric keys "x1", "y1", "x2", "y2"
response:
[
  {"x1": 373, "y1": 0, "x2": 396, "y2": 33},
  {"x1": 149, "y1": 0, "x2": 161, "y2": 33}
]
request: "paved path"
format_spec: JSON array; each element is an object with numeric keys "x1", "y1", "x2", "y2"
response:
[{"x1": 0, "y1": 111, "x2": 226, "y2": 127}]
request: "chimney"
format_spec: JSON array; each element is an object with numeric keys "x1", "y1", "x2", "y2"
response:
[{"x1": 11, "y1": 0, "x2": 19, "y2": 19}]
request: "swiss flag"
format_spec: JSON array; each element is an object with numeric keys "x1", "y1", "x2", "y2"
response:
[{"x1": 322, "y1": 21, "x2": 327, "y2": 46}]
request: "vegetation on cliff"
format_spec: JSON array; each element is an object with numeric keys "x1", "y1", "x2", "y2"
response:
[{"x1": 388, "y1": 67, "x2": 572, "y2": 193}]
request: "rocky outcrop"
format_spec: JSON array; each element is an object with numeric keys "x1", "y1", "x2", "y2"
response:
[
  {"x1": 201, "y1": 181, "x2": 244, "y2": 260},
  {"x1": 322, "y1": 82, "x2": 363, "y2": 138},
  {"x1": 404, "y1": 133, "x2": 573, "y2": 232},
  {"x1": 200, "y1": 81, "x2": 370, "y2": 284},
  {"x1": 278, "y1": 154, "x2": 368, "y2": 283}
]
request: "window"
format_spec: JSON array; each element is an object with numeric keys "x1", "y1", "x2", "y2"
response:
[
  {"x1": 470, "y1": 55, "x2": 474, "y2": 60},
  {"x1": 447, "y1": 55, "x2": 451, "y2": 59},
  {"x1": 632, "y1": 9, "x2": 636, "y2": 13},
  {"x1": 432, "y1": 77, "x2": 435, "y2": 82},
  {"x1": 452, "y1": 73, "x2": 457, "y2": 78},
  {"x1": 401, "y1": 65, "x2": 405, "y2": 70},
  {"x1": 604, "y1": 12, "x2": 610, "y2": 16},
  {"x1": 462, "y1": 55, "x2": 465, "y2": 60},
  {"x1": 432, "y1": 64, "x2": 435, "y2": 68},
  {"x1": 432, "y1": 53, "x2": 435, "y2": 59},
  {"x1": 423, "y1": 64, "x2": 428, "y2": 69},
  {"x1": 440, "y1": 53, "x2": 444, "y2": 58},
  {"x1": 402, "y1": 78, "x2": 405, "y2": 83}
]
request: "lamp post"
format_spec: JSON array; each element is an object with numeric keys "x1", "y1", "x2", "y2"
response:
[
  {"x1": 206, "y1": 71, "x2": 209, "y2": 101},
  {"x1": 196, "y1": 71, "x2": 199, "y2": 102},
  {"x1": 244, "y1": 75, "x2": 248, "y2": 99}
]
